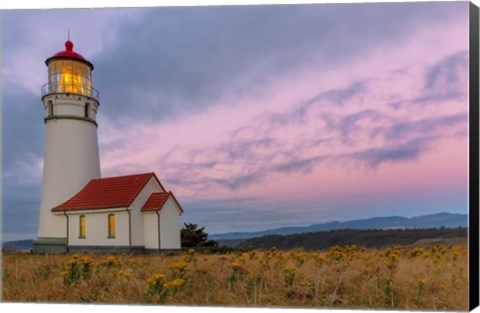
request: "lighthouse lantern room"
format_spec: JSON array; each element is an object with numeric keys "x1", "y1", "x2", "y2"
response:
[{"x1": 43, "y1": 40, "x2": 98, "y2": 99}]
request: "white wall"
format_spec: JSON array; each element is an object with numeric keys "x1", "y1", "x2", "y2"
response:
[
  {"x1": 128, "y1": 177, "x2": 165, "y2": 246},
  {"x1": 159, "y1": 197, "x2": 182, "y2": 249},
  {"x1": 143, "y1": 212, "x2": 159, "y2": 249},
  {"x1": 66, "y1": 209, "x2": 128, "y2": 247},
  {"x1": 49, "y1": 96, "x2": 98, "y2": 120}
]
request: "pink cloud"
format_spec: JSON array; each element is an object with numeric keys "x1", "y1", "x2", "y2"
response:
[{"x1": 97, "y1": 12, "x2": 469, "y2": 216}]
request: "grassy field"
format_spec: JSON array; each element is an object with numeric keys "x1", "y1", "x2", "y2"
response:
[{"x1": 2, "y1": 244, "x2": 468, "y2": 310}]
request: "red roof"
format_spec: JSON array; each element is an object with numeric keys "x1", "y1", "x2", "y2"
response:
[
  {"x1": 52, "y1": 172, "x2": 165, "y2": 212},
  {"x1": 141, "y1": 192, "x2": 184, "y2": 213},
  {"x1": 141, "y1": 192, "x2": 170, "y2": 211},
  {"x1": 46, "y1": 40, "x2": 94, "y2": 69}
]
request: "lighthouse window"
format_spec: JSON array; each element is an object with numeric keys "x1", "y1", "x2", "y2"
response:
[
  {"x1": 47, "y1": 101, "x2": 53, "y2": 117},
  {"x1": 85, "y1": 103, "x2": 90, "y2": 118},
  {"x1": 108, "y1": 214, "x2": 116, "y2": 238},
  {"x1": 79, "y1": 215, "x2": 86, "y2": 238}
]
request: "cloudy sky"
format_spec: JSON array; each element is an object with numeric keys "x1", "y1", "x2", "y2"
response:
[{"x1": 1, "y1": 1, "x2": 471, "y2": 241}]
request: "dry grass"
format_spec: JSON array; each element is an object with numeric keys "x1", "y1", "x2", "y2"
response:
[{"x1": 1, "y1": 245, "x2": 469, "y2": 310}]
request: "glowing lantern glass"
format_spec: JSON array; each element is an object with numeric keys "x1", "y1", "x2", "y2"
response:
[
  {"x1": 48, "y1": 59, "x2": 92, "y2": 96},
  {"x1": 46, "y1": 40, "x2": 94, "y2": 98}
]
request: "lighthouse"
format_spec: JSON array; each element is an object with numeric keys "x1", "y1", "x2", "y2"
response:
[{"x1": 33, "y1": 39, "x2": 101, "y2": 253}]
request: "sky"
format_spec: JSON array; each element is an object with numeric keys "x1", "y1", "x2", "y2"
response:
[{"x1": 0, "y1": 1, "x2": 472, "y2": 241}]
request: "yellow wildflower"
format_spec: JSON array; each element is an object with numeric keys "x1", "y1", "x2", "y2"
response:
[
  {"x1": 231, "y1": 261, "x2": 242, "y2": 270},
  {"x1": 104, "y1": 255, "x2": 123, "y2": 267},
  {"x1": 283, "y1": 265, "x2": 296, "y2": 286},
  {"x1": 116, "y1": 270, "x2": 133, "y2": 279},
  {"x1": 168, "y1": 261, "x2": 188, "y2": 273},
  {"x1": 283, "y1": 265, "x2": 297, "y2": 273},
  {"x1": 169, "y1": 278, "x2": 185, "y2": 287},
  {"x1": 147, "y1": 273, "x2": 167, "y2": 284},
  {"x1": 81, "y1": 256, "x2": 94, "y2": 265}
]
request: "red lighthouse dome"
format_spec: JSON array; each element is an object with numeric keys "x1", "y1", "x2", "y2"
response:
[{"x1": 46, "y1": 40, "x2": 94, "y2": 69}]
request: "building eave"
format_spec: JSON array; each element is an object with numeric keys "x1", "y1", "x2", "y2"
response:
[{"x1": 52, "y1": 206, "x2": 128, "y2": 215}]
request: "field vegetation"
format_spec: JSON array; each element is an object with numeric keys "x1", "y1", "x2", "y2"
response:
[{"x1": 2, "y1": 244, "x2": 468, "y2": 310}]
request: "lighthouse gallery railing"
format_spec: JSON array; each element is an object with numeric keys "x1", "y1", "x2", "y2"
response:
[{"x1": 41, "y1": 83, "x2": 99, "y2": 101}]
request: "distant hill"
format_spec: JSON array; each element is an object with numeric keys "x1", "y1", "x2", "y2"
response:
[
  {"x1": 2, "y1": 239, "x2": 34, "y2": 252},
  {"x1": 237, "y1": 227, "x2": 468, "y2": 251},
  {"x1": 210, "y1": 212, "x2": 468, "y2": 240}
]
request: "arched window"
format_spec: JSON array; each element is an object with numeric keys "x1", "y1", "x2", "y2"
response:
[
  {"x1": 108, "y1": 214, "x2": 115, "y2": 238},
  {"x1": 79, "y1": 215, "x2": 86, "y2": 238}
]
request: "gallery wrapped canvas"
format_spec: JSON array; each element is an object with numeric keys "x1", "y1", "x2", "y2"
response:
[{"x1": 1, "y1": 0, "x2": 479, "y2": 312}]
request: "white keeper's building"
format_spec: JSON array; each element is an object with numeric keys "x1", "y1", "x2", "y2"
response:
[{"x1": 32, "y1": 39, "x2": 183, "y2": 253}]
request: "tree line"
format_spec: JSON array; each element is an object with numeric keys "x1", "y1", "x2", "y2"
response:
[
  {"x1": 237, "y1": 227, "x2": 467, "y2": 251},
  {"x1": 181, "y1": 223, "x2": 467, "y2": 252}
]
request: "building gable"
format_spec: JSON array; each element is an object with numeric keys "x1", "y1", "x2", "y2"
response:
[{"x1": 141, "y1": 192, "x2": 184, "y2": 214}]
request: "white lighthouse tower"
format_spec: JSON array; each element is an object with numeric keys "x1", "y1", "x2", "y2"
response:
[{"x1": 33, "y1": 39, "x2": 101, "y2": 253}]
